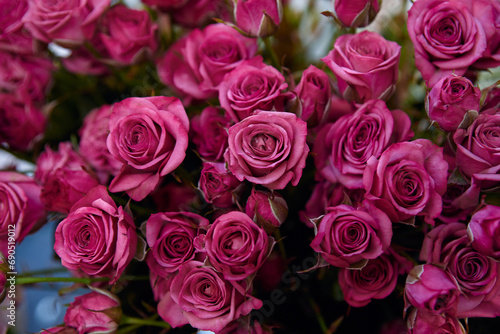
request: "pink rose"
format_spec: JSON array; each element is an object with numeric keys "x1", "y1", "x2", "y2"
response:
[
  {"x1": 245, "y1": 188, "x2": 288, "y2": 233},
  {"x1": 0, "y1": 0, "x2": 37, "y2": 54},
  {"x1": 470, "y1": 0, "x2": 500, "y2": 69},
  {"x1": 310, "y1": 200, "x2": 393, "y2": 268},
  {"x1": 234, "y1": 0, "x2": 282, "y2": 38},
  {"x1": 219, "y1": 57, "x2": 288, "y2": 122},
  {"x1": 79, "y1": 105, "x2": 122, "y2": 184},
  {"x1": 468, "y1": 205, "x2": 500, "y2": 260},
  {"x1": 143, "y1": 0, "x2": 188, "y2": 9},
  {"x1": 157, "y1": 23, "x2": 257, "y2": 101},
  {"x1": 0, "y1": 94, "x2": 46, "y2": 151},
  {"x1": 35, "y1": 142, "x2": 87, "y2": 184},
  {"x1": 334, "y1": 0, "x2": 380, "y2": 28},
  {"x1": 321, "y1": 31, "x2": 400, "y2": 103},
  {"x1": 205, "y1": 211, "x2": 273, "y2": 280},
  {"x1": 198, "y1": 162, "x2": 242, "y2": 208},
  {"x1": 407, "y1": 308, "x2": 466, "y2": 334},
  {"x1": 224, "y1": 110, "x2": 309, "y2": 189},
  {"x1": 54, "y1": 185, "x2": 137, "y2": 284},
  {"x1": 157, "y1": 261, "x2": 262, "y2": 332},
  {"x1": 363, "y1": 139, "x2": 448, "y2": 224},
  {"x1": 61, "y1": 47, "x2": 109, "y2": 76},
  {"x1": 107, "y1": 96, "x2": 189, "y2": 201},
  {"x1": 64, "y1": 288, "x2": 121, "y2": 334},
  {"x1": 23, "y1": 0, "x2": 111, "y2": 47},
  {"x1": 190, "y1": 106, "x2": 230, "y2": 162},
  {"x1": 314, "y1": 99, "x2": 413, "y2": 189},
  {"x1": 407, "y1": 0, "x2": 487, "y2": 87},
  {"x1": 145, "y1": 211, "x2": 209, "y2": 277},
  {"x1": 38, "y1": 327, "x2": 77, "y2": 334},
  {"x1": 98, "y1": 4, "x2": 157, "y2": 65},
  {"x1": 0, "y1": 171, "x2": 45, "y2": 244},
  {"x1": 427, "y1": 74, "x2": 480, "y2": 132},
  {"x1": 170, "y1": 0, "x2": 224, "y2": 28}
]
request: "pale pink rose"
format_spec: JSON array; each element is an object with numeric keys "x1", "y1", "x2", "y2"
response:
[
  {"x1": 234, "y1": 0, "x2": 282, "y2": 37},
  {"x1": 334, "y1": 0, "x2": 380, "y2": 28}
]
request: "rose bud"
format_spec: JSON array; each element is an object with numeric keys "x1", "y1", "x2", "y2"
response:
[
  {"x1": 334, "y1": 0, "x2": 380, "y2": 28},
  {"x1": 190, "y1": 107, "x2": 230, "y2": 162},
  {"x1": 199, "y1": 162, "x2": 242, "y2": 208},
  {"x1": 405, "y1": 264, "x2": 460, "y2": 315},
  {"x1": 64, "y1": 288, "x2": 122, "y2": 334},
  {"x1": 234, "y1": 0, "x2": 282, "y2": 38},
  {"x1": 245, "y1": 188, "x2": 288, "y2": 234},
  {"x1": 427, "y1": 74, "x2": 481, "y2": 132},
  {"x1": 468, "y1": 205, "x2": 500, "y2": 260}
]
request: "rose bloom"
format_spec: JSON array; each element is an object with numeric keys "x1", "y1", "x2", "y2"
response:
[
  {"x1": 54, "y1": 185, "x2": 137, "y2": 284},
  {"x1": 407, "y1": 0, "x2": 487, "y2": 87},
  {"x1": 219, "y1": 57, "x2": 288, "y2": 122},
  {"x1": 310, "y1": 200, "x2": 392, "y2": 268},
  {"x1": 107, "y1": 96, "x2": 189, "y2": 201},
  {"x1": 23, "y1": 0, "x2": 111, "y2": 47},
  {"x1": 334, "y1": 0, "x2": 380, "y2": 28},
  {"x1": 314, "y1": 99, "x2": 413, "y2": 189},
  {"x1": 470, "y1": 0, "x2": 500, "y2": 69},
  {"x1": 407, "y1": 308, "x2": 466, "y2": 334},
  {"x1": 198, "y1": 162, "x2": 242, "y2": 208},
  {"x1": 157, "y1": 23, "x2": 257, "y2": 101},
  {"x1": 234, "y1": 0, "x2": 282, "y2": 37},
  {"x1": 224, "y1": 110, "x2": 308, "y2": 189},
  {"x1": 205, "y1": 211, "x2": 272, "y2": 281},
  {"x1": 170, "y1": 0, "x2": 226, "y2": 28},
  {"x1": 144, "y1": 211, "x2": 209, "y2": 277},
  {"x1": 427, "y1": 74, "x2": 480, "y2": 132},
  {"x1": 0, "y1": 0, "x2": 37, "y2": 54},
  {"x1": 0, "y1": 172, "x2": 45, "y2": 245},
  {"x1": 363, "y1": 139, "x2": 448, "y2": 224},
  {"x1": 64, "y1": 288, "x2": 121, "y2": 334},
  {"x1": 468, "y1": 205, "x2": 500, "y2": 260},
  {"x1": 157, "y1": 261, "x2": 262, "y2": 332},
  {"x1": 321, "y1": 31, "x2": 400, "y2": 103},
  {"x1": 190, "y1": 106, "x2": 230, "y2": 162}
]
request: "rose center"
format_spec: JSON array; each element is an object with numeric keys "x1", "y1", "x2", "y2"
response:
[{"x1": 251, "y1": 133, "x2": 277, "y2": 153}]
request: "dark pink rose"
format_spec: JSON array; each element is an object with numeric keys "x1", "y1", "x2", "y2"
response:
[
  {"x1": 234, "y1": 0, "x2": 282, "y2": 37},
  {"x1": 219, "y1": 319, "x2": 274, "y2": 334},
  {"x1": 245, "y1": 188, "x2": 288, "y2": 233},
  {"x1": 157, "y1": 23, "x2": 257, "y2": 101},
  {"x1": 481, "y1": 86, "x2": 500, "y2": 111},
  {"x1": 310, "y1": 200, "x2": 392, "y2": 268},
  {"x1": 157, "y1": 261, "x2": 262, "y2": 332},
  {"x1": 143, "y1": 0, "x2": 189, "y2": 10},
  {"x1": 205, "y1": 211, "x2": 272, "y2": 280},
  {"x1": 407, "y1": 308, "x2": 466, "y2": 334},
  {"x1": 219, "y1": 57, "x2": 288, "y2": 122},
  {"x1": 190, "y1": 106, "x2": 230, "y2": 162},
  {"x1": 35, "y1": 142, "x2": 87, "y2": 184},
  {"x1": 470, "y1": 0, "x2": 500, "y2": 69},
  {"x1": 54, "y1": 185, "x2": 137, "y2": 284},
  {"x1": 0, "y1": 172, "x2": 44, "y2": 245},
  {"x1": 334, "y1": 0, "x2": 380, "y2": 28},
  {"x1": 321, "y1": 31, "x2": 400, "y2": 103},
  {"x1": 224, "y1": 110, "x2": 309, "y2": 189},
  {"x1": 150, "y1": 181, "x2": 199, "y2": 212},
  {"x1": 170, "y1": 0, "x2": 225, "y2": 28},
  {"x1": 64, "y1": 288, "x2": 121, "y2": 334},
  {"x1": 61, "y1": 47, "x2": 109, "y2": 76},
  {"x1": 0, "y1": 94, "x2": 46, "y2": 151},
  {"x1": 0, "y1": 0, "x2": 37, "y2": 54},
  {"x1": 427, "y1": 74, "x2": 480, "y2": 132},
  {"x1": 98, "y1": 4, "x2": 157, "y2": 65},
  {"x1": 405, "y1": 264, "x2": 460, "y2": 315},
  {"x1": 338, "y1": 250, "x2": 412, "y2": 307},
  {"x1": 107, "y1": 96, "x2": 189, "y2": 201},
  {"x1": 198, "y1": 162, "x2": 242, "y2": 208},
  {"x1": 407, "y1": 0, "x2": 487, "y2": 87},
  {"x1": 293, "y1": 65, "x2": 332, "y2": 128},
  {"x1": 23, "y1": 0, "x2": 111, "y2": 47},
  {"x1": 79, "y1": 105, "x2": 122, "y2": 184},
  {"x1": 363, "y1": 139, "x2": 448, "y2": 224},
  {"x1": 145, "y1": 211, "x2": 208, "y2": 277},
  {"x1": 468, "y1": 205, "x2": 500, "y2": 259},
  {"x1": 315, "y1": 99, "x2": 413, "y2": 189}
]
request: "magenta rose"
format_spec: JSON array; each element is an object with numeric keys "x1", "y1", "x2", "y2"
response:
[
  {"x1": 427, "y1": 74, "x2": 480, "y2": 132},
  {"x1": 338, "y1": 250, "x2": 412, "y2": 307},
  {"x1": 198, "y1": 162, "x2": 242, "y2": 208},
  {"x1": 171, "y1": 0, "x2": 227, "y2": 28},
  {"x1": 142, "y1": 0, "x2": 188, "y2": 9},
  {"x1": 470, "y1": 0, "x2": 500, "y2": 69},
  {"x1": 407, "y1": 0, "x2": 487, "y2": 87},
  {"x1": 310, "y1": 200, "x2": 392, "y2": 268},
  {"x1": 218, "y1": 57, "x2": 288, "y2": 122},
  {"x1": 234, "y1": 0, "x2": 282, "y2": 37},
  {"x1": 407, "y1": 308, "x2": 466, "y2": 334},
  {"x1": 62, "y1": 46, "x2": 109, "y2": 76},
  {"x1": 79, "y1": 105, "x2": 122, "y2": 184},
  {"x1": 157, "y1": 261, "x2": 262, "y2": 332},
  {"x1": 321, "y1": 31, "x2": 400, "y2": 103},
  {"x1": 145, "y1": 211, "x2": 208, "y2": 277},
  {"x1": 0, "y1": 172, "x2": 45, "y2": 245},
  {"x1": 23, "y1": 0, "x2": 111, "y2": 47},
  {"x1": 190, "y1": 106, "x2": 230, "y2": 162},
  {"x1": 0, "y1": 0, "x2": 37, "y2": 54},
  {"x1": 54, "y1": 185, "x2": 137, "y2": 284},
  {"x1": 245, "y1": 188, "x2": 288, "y2": 233},
  {"x1": 205, "y1": 211, "x2": 273, "y2": 281},
  {"x1": 224, "y1": 110, "x2": 308, "y2": 189},
  {"x1": 64, "y1": 288, "x2": 121, "y2": 334},
  {"x1": 157, "y1": 23, "x2": 257, "y2": 101},
  {"x1": 98, "y1": 4, "x2": 157, "y2": 65},
  {"x1": 314, "y1": 99, "x2": 413, "y2": 189},
  {"x1": 35, "y1": 142, "x2": 88, "y2": 184},
  {"x1": 363, "y1": 139, "x2": 448, "y2": 224},
  {"x1": 107, "y1": 96, "x2": 189, "y2": 201},
  {"x1": 334, "y1": 0, "x2": 380, "y2": 28},
  {"x1": 468, "y1": 205, "x2": 500, "y2": 260}
]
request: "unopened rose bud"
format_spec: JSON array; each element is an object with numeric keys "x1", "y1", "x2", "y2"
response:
[
  {"x1": 245, "y1": 189, "x2": 288, "y2": 233},
  {"x1": 234, "y1": 0, "x2": 282, "y2": 37},
  {"x1": 334, "y1": 0, "x2": 380, "y2": 28}
]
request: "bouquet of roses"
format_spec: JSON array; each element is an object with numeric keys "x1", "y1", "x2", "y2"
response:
[{"x1": 1, "y1": 0, "x2": 500, "y2": 333}]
